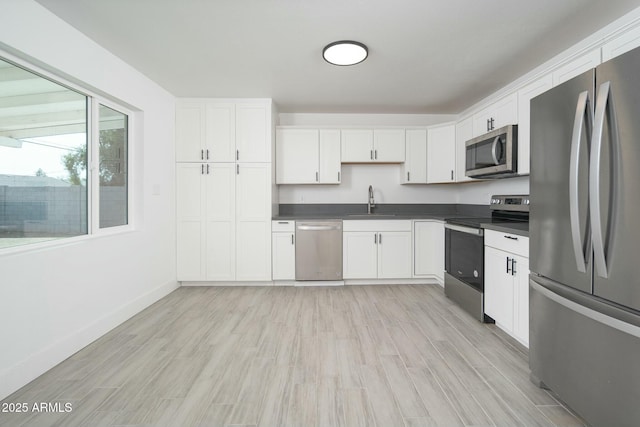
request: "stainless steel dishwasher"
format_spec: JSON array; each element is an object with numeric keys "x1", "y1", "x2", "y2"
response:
[{"x1": 295, "y1": 220, "x2": 343, "y2": 280}]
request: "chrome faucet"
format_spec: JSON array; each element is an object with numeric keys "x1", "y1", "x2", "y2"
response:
[{"x1": 368, "y1": 185, "x2": 375, "y2": 214}]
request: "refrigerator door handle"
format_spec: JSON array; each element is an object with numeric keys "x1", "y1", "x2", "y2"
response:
[
  {"x1": 591, "y1": 81, "x2": 617, "y2": 279},
  {"x1": 569, "y1": 91, "x2": 592, "y2": 273}
]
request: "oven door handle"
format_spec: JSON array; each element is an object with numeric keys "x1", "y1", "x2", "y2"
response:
[{"x1": 445, "y1": 223, "x2": 484, "y2": 236}]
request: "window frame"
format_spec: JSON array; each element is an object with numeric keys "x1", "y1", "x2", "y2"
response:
[{"x1": 0, "y1": 50, "x2": 135, "y2": 253}]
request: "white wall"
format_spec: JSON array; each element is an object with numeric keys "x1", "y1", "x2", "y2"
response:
[
  {"x1": 454, "y1": 176, "x2": 530, "y2": 204},
  {"x1": 0, "y1": 0, "x2": 177, "y2": 400}
]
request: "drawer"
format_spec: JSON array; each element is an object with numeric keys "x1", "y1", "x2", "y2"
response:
[
  {"x1": 343, "y1": 220, "x2": 412, "y2": 232},
  {"x1": 272, "y1": 220, "x2": 295, "y2": 232},
  {"x1": 485, "y1": 229, "x2": 529, "y2": 257}
]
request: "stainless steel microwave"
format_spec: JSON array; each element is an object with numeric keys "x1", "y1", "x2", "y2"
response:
[{"x1": 465, "y1": 124, "x2": 518, "y2": 178}]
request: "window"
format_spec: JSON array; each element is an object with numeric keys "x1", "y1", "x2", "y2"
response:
[
  {"x1": 0, "y1": 57, "x2": 130, "y2": 250},
  {"x1": 98, "y1": 105, "x2": 128, "y2": 228}
]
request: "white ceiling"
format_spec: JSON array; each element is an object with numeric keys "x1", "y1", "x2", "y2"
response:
[{"x1": 34, "y1": 0, "x2": 640, "y2": 113}]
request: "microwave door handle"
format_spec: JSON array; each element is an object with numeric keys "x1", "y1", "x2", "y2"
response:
[
  {"x1": 569, "y1": 90, "x2": 591, "y2": 273},
  {"x1": 491, "y1": 136, "x2": 501, "y2": 165}
]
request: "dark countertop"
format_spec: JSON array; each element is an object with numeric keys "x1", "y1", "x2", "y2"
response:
[
  {"x1": 482, "y1": 221, "x2": 529, "y2": 237},
  {"x1": 273, "y1": 203, "x2": 490, "y2": 222}
]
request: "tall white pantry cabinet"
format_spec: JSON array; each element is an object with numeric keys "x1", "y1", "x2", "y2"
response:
[{"x1": 176, "y1": 99, "x2": 274, "y2": 282}]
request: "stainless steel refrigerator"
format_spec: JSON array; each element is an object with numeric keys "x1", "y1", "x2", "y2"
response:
[{"x1": 529, "y1": 47, "x2": 640, "y2": 427}]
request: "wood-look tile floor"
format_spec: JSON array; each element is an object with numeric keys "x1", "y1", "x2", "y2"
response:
[{"x1": 0, "y1": 285, "x2": 585, "y2": 427}]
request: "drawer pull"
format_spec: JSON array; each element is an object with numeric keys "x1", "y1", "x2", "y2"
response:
[{"x1": 504, "y1": 235, "x2": 518, "y2": 240}]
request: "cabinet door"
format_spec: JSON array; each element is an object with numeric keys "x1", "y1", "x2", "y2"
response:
[
  {"x1": 176, "y1": 102, "x2": 205, "y2": 162},
  {"x1": 341, "y1": 129, "x2": 374, "y2": 162},
  {"x1": 373, "y1": 129, "x2": 405, "y2": 162},
  {"x1": 484, "y1": 246, "x2": 514, "y2": 331},
  {"x1": 512, "y1": 255, "x2": 530, "y2": 346},
  {"x1": 427, "y1": 124, "x2": 456, "y2": 183},
  {"x1": 402, "y1": 129, "x2": 427, "y2": 184},
  {"x1": 236, "y1": 163, "x2": 271, "y2": 281},
  {"x1": 272, "y1": 232, "x2": 295, "y2": 280},
  {"x1": 205, "y1": 102, "x2": 235, "y2": 162},
  {"x1": 455, "y1": 118, "x2": 473, "y2": 182},
  {"x1": 236, "y1": 102, "x2": 269, "y2": 162},
  {"x1": 517, "y1": 75, "x2": 552, "y2": 175},
  {"x1": 472, "y1": 94, "x2": 518, "y2": 137},
  {"x1": 343, "y1": 231, "x2": 378, "y2": 279},
  {"x1": 205, "y1": 163, "x2": 236, "y2": 281},
  {"x1": 552, "y1": 49, "x2": 601, "y2": 86},
  {"x1": 319, "y1": 129, "x2": 341, "y2": 183},
  {"x1": 236, "y1": 163, "x2": 271, "y2": 220},
  {"x1": 176, "y1": 163, "x2": 205, "y2": 280},
  {"x1": 276, "y1": 129, "x2": 319, "y2": 184},
  {"x1": 377, "y1": 231, "x2": 412, "y2": 279},
  {"x1": 413, "y1": 221, "x2": 444, "y2": 282}
]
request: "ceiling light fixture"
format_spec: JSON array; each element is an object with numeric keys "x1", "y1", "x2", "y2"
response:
[{"x1": 322, "y1": 41, "x2": 368, "y2": 66}]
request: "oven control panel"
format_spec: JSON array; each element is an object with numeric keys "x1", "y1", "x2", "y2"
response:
[{"x1": 490, "y1": 195, "x2": 530, "y2": 211}]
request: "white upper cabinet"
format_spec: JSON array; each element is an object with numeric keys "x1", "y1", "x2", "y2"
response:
[
  {"x1": 427, "y1": 123, "x2": 456, "y2": 184},
  {"x1": 276, "y1": 129, "x2": 319, "y2": 184},
  {"x1": 517, "y1": 74, "x2": 553, "y2": 175},
  {"x1": 472, "y1": 93, "x2": 518, "y2": 137},
  {"x1": 276, "y1": 128, "x2": 341, "y2": 184},
  {"x1": 373, "y1": 129, "x2": 405, "y2": 162},
  {"x1": 341, "y1": 129, "x2": 373, "y2": 162},
  {"x1": 552, "y1": 49, "x2": 601, "y2": 86},
  {"x1": 176, "y1": 100, "x2": 270, "y2": 163},
  {"x1": 602, "y1": 25, "x2": 640, "y2": 61},
  {"x1": 175, "y1": 101, "x2": 205, "y2": 162},
  {"x1": 205, "y1": 102, "x2": 236, "y2": 162},
  {"x1": 402, "y1": 129, "x2": 427, "y2": 184},
  {"x1": 319, "y1": 129, "x2": 342, "y2": 183},
  {"x1": 341, "y1": 129, "x2": 405, "y2": 163},
  {"x1": 455, "y1": 117, "x2": 473, "y2": 182},
  {"x1": 236, "y1": 102, "x2": 270, "y2": 162}
]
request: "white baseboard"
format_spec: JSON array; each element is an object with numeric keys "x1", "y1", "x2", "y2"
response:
[
  {"x1": 0, "y1": 279, "x2": 179, "y2": 401},
  {"x1": 294, "y1": 280, "x2": 344, "y2": 287},
  {"x1": 181, "y1": 281, "x2": 274, "y2": 287},
  {"x1": 345, "y1": 278, "x2": 440, "y2": 286}
]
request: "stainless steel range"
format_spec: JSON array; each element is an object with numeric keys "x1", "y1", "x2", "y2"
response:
[{"x1": 444, "y1": 195, "x2": 529, "y2": 321}]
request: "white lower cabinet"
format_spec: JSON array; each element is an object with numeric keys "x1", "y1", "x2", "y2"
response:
[
  {"x1": 343, "y1": 220, "x2": 412, "y2": 279},
  {"x1": 272, "y1": 221, "x2": 295, "y2": 280},
  {"x1": 176, "y1": 162, "x2": 271, "y2": 282},
  {"x1": 484, "y1": 230, "x2": 530, "y2": 346},
  {"x1": 413, "y1": 220, "x2": 444, "y2": 283}
]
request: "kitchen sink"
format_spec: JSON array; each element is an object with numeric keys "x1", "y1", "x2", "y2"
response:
[{"x1": 346, "y1": 214, "x2": 398, "y2": 219}]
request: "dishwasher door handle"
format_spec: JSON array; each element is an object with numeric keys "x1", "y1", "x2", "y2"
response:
[{"x1": 296, "y1": 224, "x2": 342, "y2": 231}]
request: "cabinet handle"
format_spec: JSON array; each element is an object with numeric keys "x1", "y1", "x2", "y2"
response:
[
  {"x1": 451, "y1": 170, "x2": 454, "y2": 181},
  {"x1": 374, "y1": 233, "x2": 377, "y2": 244},
  {"x1": 316, "y1": 172, "x2": 319, "y2": 182},
  {"x1": 291, "y1": 234, "x2": 295, "y2": 245},
  {"x1": 375, "y1": 150, "x2": 378, "y2": 160},
  {"x1": 490, "y1": 117, "x2": 495, "y2": 130},
  {"x1": 338, "y1": 171, "x2": 341, "y2": 181},
  {"x1": 236, "y1": 164, "x2": 239, "y2": 175},
  {"x1": 378, "y1": 233, "x2": 382, "y2": 244},
  {"x1": 236, "y1": 149, "x2": 239, "y2": 161},
  {"x1": 407, "y1": 172, "x2": 410, "y2": 181},
  {"x1": 206, "y1": 149, "x2": 209, "y2": 160},
  {"x1": 278, "y1": 221, "x2": 289, "y2": 224},
  {"x1": 504, "y1": 235, "x2": 518, "y2": 240},
  {"x1": 487, "y1": 119, "x2": 490, "y2": 132},
  {"x1": 201, "y1": 149, "x2": 204, "y2": 160},
  {"x1": 370, "y1": 150, "x2": 373, "y2": 160},
  {"x1": 206, "y1": 164, "x2": 210, "y2": 174},
  {"x1": 201, "y1": 164, "x2": 204, "y2": 175},
  {"x1": 511, "y1": 258, "x2": 517, "y2": 275},
  {"x1": 506, "y1": 256, "x2": 511, "y2": 274}
]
